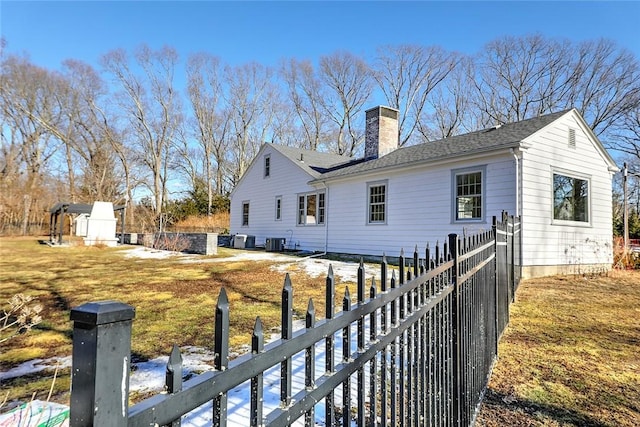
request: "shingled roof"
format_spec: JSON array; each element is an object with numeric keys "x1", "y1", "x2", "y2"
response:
[
  {"x1": 268, "y1": 143, "x2": 355, "y2": 178},
  {"x1": 311, "y1": 109, "x2": 572, "y2": 182}
]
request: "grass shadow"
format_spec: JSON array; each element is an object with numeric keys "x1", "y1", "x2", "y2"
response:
[{"x1": 480, "y1": 388, "x2": 610, "y2": 427}]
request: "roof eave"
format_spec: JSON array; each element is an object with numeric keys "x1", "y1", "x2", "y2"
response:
[{"x1": 310, "y1": 142, "x2": 521, "y2": 185}]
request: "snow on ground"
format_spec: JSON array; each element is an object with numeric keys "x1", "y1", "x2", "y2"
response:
[
  {"x1": 1, "y1": 247, "x2": 377, "y2": 425},
  {"x1": 122, "y1": 245, "x2": 381, "y2": 283}
]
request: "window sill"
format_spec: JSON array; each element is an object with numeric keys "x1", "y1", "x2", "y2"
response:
[{"x1": 551, "y1": 219, "x2": 592, "y2": 228}]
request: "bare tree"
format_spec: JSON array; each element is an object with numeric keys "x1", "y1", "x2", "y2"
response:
[
  {"x1": 225, "y1": 62, "x2": 278, "y2": 185},
  {"x1": 373, "y1": 44, "x2": 459, "y2": 146},
  {"x1": 281, "y1": 58, "x2": 328, "y2": 150},
  {"x1": 101, "y1": 45, "x2": 182, "y2": 221},
  {"x1": 0, "y1": 54, "x2": 60, "y2": 234},
  {"x1": 319, "y1": 51, "x2": 372, "y2": 156},
  {"x1": 568, "y1": 39, "x2": 640, "y2": 137},
  {"x1": 185, "y1": 53, "x2": 230, "y2": 211},
  {"x1": 420, "y1": 56, "x2": 475, "y2": 140},
  {"x1": 469, "y1": 35, "x2": 574, "y2": 127}
]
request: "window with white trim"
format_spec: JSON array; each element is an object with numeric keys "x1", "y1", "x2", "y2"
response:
[
  {"x1": 553, "y1": 172, "x2": 589, "y2": 222},
  {"x1": 368, "y1": 181, "x2": 387, "y2": 224},
  {"x1": 452, "y1": 167, "x2": 485, "y2": 222},
  {"x1": 242, "y1": 201, "x2": 250, "y2": 226},
  {"x1": 297, "y1": 192, "x2": 325, "y2": 225},
  {"x1": 275, "y1": 196, "x2": 282, "y2": 221},
  {"x1": 264, "y1": 155, "x2": 271, "y2": 177}
]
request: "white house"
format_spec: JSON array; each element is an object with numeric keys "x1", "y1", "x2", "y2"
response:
[{"x1": 230, "y1": 106, "x2": 618, "y2": 278}]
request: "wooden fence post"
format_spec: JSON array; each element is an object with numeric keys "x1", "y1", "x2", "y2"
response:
[{"x1": 70, "y1": 301, "x2": 135, "y2": 427}]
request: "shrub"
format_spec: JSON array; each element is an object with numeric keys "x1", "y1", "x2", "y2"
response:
[
  {"x1": 1, "y1": 294, "x2": 43, "y2": 344},
  {"x1": 613, "y1": 237, "x2": 640, "y2": 270}
]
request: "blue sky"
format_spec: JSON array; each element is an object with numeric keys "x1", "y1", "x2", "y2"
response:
[{"x1": 2, "y1": 1, "x2": 640, "y2": 73}]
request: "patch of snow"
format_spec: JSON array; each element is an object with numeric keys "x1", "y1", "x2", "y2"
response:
[
  {"x1": 0, "y1": 356, "x2": 71, "y2": 382},
  {"x1": 121, "y1": 246, "x2": 382, "y2": 283}
]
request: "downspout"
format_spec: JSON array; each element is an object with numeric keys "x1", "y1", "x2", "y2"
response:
[{"x1": 510, "y1": 148, "x2": 520, "y2": 217}]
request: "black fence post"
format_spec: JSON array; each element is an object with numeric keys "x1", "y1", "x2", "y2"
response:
[
  {"x1": 70, "y1": 301, "x2": 135, "y2": 427},
  {"x1": 165, "y1": 344, "x2": 183, "y2": 427},
  {"x1": 213, "y1": 288, "x2": 229, "y2": 427},
  {"x1": 492, "y1": 216, "x2": 500, "y2": 357},
  {"x1": 325, "y1": 265, "x2": 336, "y2": 426},
  {"x1": 251, "y1": 318, "x2": 264, "y2": 427},
  {"x1": 281, "y1": 274, "x2": 293, "y2": 408},
  {"x1": 448, "y1": 234, "x2": 461, "y2": 427}
]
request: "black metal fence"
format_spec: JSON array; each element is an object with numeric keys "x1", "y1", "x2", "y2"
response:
[{"x1": 69, "y1": 215, "x2": 521, "y2": 426}]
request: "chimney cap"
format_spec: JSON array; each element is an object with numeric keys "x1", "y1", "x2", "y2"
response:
[{"x1": 365, "y1": 105, "x2": 399, "y2": 114}]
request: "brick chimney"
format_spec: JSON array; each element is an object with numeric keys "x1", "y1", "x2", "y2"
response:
[{"x1": 364, "y1": 106, "x2": 399, "y2": 160}]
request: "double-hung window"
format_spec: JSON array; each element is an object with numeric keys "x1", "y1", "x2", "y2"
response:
[
  {"x1": 368, "y1": 181, "x2": 387, "y2": 224},
  {"x1": 453, "y1": 167, "x2": 485, "y2": 222},
  {"x1": 297, "y1": 192, "x2": 325, "y2": 225},
  {"x1": 275, "y1": 196, "x2": 282, "y2": 221},
  {"x1": 242, "y1": 201, "x2": 250, "y2": 226},
  {"x1": 553, "y1": 171, "x2": 589, "y2": 223},
  {"x1": 264, "y1": 155, "x2": 271, "y2": 177}
]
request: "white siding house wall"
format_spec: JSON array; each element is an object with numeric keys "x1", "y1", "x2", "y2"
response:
[
  {"x1": 520, "y1": 113, "x2": 614, "y2": 275},
  {"x1": 324, "y1": 153, "x2": 517, "y2": 257},
  {"x1": 230, "y1": 145, "x2": 328, "y2": 251}
]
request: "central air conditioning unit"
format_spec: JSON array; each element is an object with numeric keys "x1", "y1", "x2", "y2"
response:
[
  {"x1": 265, "y1": 237, "x2": 285, "y2": 252},
  {"x1": 233, "y1": 234, "x2": 256, "y2": 249},
  {"x1": 233, "y1": 234, "x2": 247, "y2": 249}
]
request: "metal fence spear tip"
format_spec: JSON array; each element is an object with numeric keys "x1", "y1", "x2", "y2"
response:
[
  {"x1": 253, "y1": 317, "x2": 263, "y2": 336},
  {"x1": 217, "y1": 287, "x2": 229, "y2": 308},
  {"x1": 252, "y1": 317, "x2": 263, "y2": 353},
  {"x1": 168, "y1": 344, "x2": 182, "y2": 368},
  {"x1": 283, "y1": 273, "x2": 292, "y2": 290},
  {"x1": 306, "y1": 299, "x2": 315, "y2": 323},
  {"x1": 327, "y1": 264, "x2": 334, "y2": 278}
]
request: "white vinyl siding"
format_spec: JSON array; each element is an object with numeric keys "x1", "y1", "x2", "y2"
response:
[
  {"x1": 520, "y1": 114, "x2": 613, "y2": 269},
  {"x1": 325, "y1": 156, "x2": 514, "y2": 256},
  {"x1": 230, "y1": 145, "x2": 328, "y2": 250}
]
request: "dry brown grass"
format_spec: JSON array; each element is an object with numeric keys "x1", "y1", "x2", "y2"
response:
[
  {"x1": 0, "y1": 236, "x2": 354, "y2": 407},
  {"x1": 477, "y1": 269, "x2": 640, "y2": 426},
  {"x1": 174, "y1": 213, "x2": 230, "y2": 230}
]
